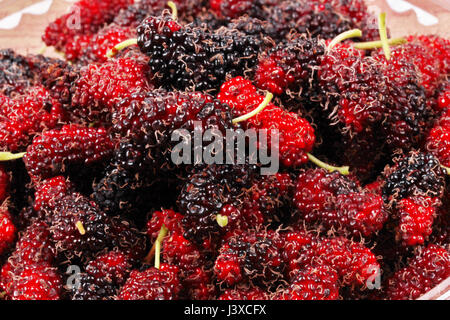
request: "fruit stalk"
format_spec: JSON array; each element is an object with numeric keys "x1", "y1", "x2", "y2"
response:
[
  {"x1": 378, "y1": 13, "x2": 390, "y2": 60},
  {"x1": 327, "y1": 29, "x2": 362, "y2": 52},
  {"x1": 232, "y1": 92, "x2": 273, "y2": 124},
  {"x1": 307, "y1": 153, "x2": 350, "y2": 175}
]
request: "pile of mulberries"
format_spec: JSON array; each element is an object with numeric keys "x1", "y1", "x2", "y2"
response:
[
  {"x1": 0, "y1": 0, "x2": 448, "y2": 301},
  {"x1": 136, "y1": 10, "x2": 260, "y2": 92}
]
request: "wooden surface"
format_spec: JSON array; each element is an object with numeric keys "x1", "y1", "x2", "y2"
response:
[
  {"x1": 0, "y1": 0, "x2": 73, "y2": 57},
  {"x1": 0, "y1": 0, "x2": 449, "y2": 57}
]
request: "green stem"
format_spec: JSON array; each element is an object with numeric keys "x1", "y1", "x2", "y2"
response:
[
  {"x1": 75, "y1": 221, "x2": 86, "y2": 235},
  {"x1": 232, "y1": 92, "x2": 273, "y2": 124},
  {"x1": 307, "y1": 153, "x2": 350, "y2": 175},
  {"x1": 167, "y1": 1, "x2": 178, "y2": 20},
  {"x1": 378, "y1": 13, "x2": 390, "y2": 60},
  {"x1": 327, "y1": 29, "x2": 362, "y2": 52},
  {"x1": 0, "y1": 152, "x2": 26, "y2": 161},
  {"x1": 154, "y1": 224, "x2": 168, "y2": 269},
  {"x1": 353, "y1": 37, "x2": 406, "y2": 49},
  {"x1": 441, "y1": 165, "x2": 450, "y2": 175},
  {"x1": 38, "y1": 45, "x2": 47, "y2": 55},
  {"x1": 216, "y1": 214, "x2": 229, "y2": 227},
  {"x1": 106, "y1": 38, "x2": 138, "y2": 58},
  {"x1": 54, "y1": 49, "x2": 66, "y2": 59}
]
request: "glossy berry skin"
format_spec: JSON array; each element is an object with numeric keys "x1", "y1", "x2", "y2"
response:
[
  {"x1": 178, "y1": 163, "x2": 258, "y2": 246},
  {"x1": 181, "y1": 267, "x2": 216, "y2": 300},
  {"x1": 436, "y1": 83, "x2": 450, "y2": 111},
  {"x1": 108, "y1": 216, "x2": 148, "y2": 261},
  {"x1": 214, "y1": 230, "x2": 284, "y2": 287},
  {"x1": 277, "y1": 265, "x2": 339, "y2": 300},
  {"x1": 219, "y1": 287, "x2": 269, "y2": 300},
  {"x1": 397, "y1": 197, "x2": 438, "y2": 246},
  {"x1": 115, "y1": 0, "x2": 202, "y2": 28},
  {"x1": 72, "y1": 57, "x2": 152, "y2": 123},
  {"x1": 0, "y1": 208, "x2": 16, "y2": 255},
  {"x1": 71, "y1": 273, "x2": 116, "y2": 300},
  {"x1": 210, "y1": 0, "x2": 255, "y2": 19},
  {"x1": 255, "y1": 35, "x2": 325, "y2": 98},
  {"x1": 147, "y1": 209, "x2": 183, "y2": 240},
  {"x1": 218, "y1": 77, "x2": 315, "y2": 167},
  {"x1": 48, "y1": 192, "x2": 111, "y2": 259},
  {"x1": 23, "y1": 125, "x2": 114, "y2": 181},
  {"x1": 293, "y1": 168, "x2": 388, "y2": 237},
  {"x1": 317, "y1": 238, "x2": 379, "y2": 286},
  {"x1": 114, "y1": 0, "x2": 168, "y2": 28},
  {"x1": 426, "y1": 113, "x2": 450, "y2": 167},
  {"x1": 294, "y1": 169, "x2": 358, "y2": 218},
  {"x1": 333, "y1": 192, "x2": 388, "y2": 237},
  {"x1": 42, "y1": 0, "x2": 133, "y2": 51},
  {"x1": 310, "y1": 0, "x2": 379, "y2": 41},
  {"x1": 64, "y1": 35, "x2": 93, "y2": 62},
  {"x1": 33, "y1": 176, "x2": 74, "y2": 212},
  {"x1": 406, "y1": 35, "x2": 450, "y2": 75},
  {"x1": 381, "y1": 41, "x2": 441, "y2": 102},
  {"x1": 0, "y1": 86, "x2": 64, "y2": 152},
  {"x1": 137, "y1": 11, "x2": 260, "y2": 93},
  {"x1": 118, "y1": 264, "x2": 181, "y2": 300},
  {"x1": 4, "y1": 221, "x2": 54, "y2": 268},
  {"x1": 79, "y1": 25, "x2": 136, "y2": 64},
  {"x1": 285, "y1": 236, "x2": 379, "y2": 286},
  {"x1": 266, "y1": 0, "x2": 353, "y2": 41},
  {"x1": 1, "y1": 220, "x2": 54, "y2": 292},
  {"x1": 319, "y1": 45, "x2": 388, "y2": 133},
  {"x1": 86, "y1": 250, "x2": 132, "y2": 286},
  {"x1": 382, "y1": 151, "x2": 446, "y2": 204},
  {"x1": 385, "y1": 244, "x2": 450, "y2": 300},
  {"x1": 111, "y1": 90, "x2": 231, "y2": 140},
  {"x1": 372, "y1": 48, "x2": 429, "y2": 152},
  {"x1": 163, "y1": 230, "x2": 205, "y2": 274},
  {"x1": 236, "y1": 173, "x2": 294, "y2": 228},
  {"x1": 33, "y1": 58, "x2": 79, "y2": 113},
  {"x1": 312, "y1": 0, "x2": 369, "y2": 24},
  {"x1": 0, "y1": 165, "x2": 9, "y2": 202},
  {"x1": 146, "y1": 209, "x2": 213, "y2": 299},
  {"x1": 4, "y1": 263, "x2": 62, "y2": 300},
  {"x1": 281, "y1": 231, "x2": 313, "y2": 276},
  {"x1": 94, "y1": 90, "x2": 233, "y2": 215},
  {"x1": 1, "y1": 220, "x2": 55, "y2": 289},
  {"x1": 0, "y1": 49, "x2": 35, "y2": 96}
]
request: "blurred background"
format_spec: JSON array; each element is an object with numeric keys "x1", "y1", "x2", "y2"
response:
[{"x1": 0, "y1": 0, "x2": 449, "y2": 56}]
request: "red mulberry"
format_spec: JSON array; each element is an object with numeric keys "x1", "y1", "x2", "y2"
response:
[{"x1": 23, "y1": 125, "x2": 114, "y2": 181}]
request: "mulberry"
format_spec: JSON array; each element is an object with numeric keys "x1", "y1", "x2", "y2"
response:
[
  {"x1": 385, "y1": 244, "x2": 450, "y2": 300},
  {"x1": 23, "y1": 125, "x2": 114, "y2": 181}
]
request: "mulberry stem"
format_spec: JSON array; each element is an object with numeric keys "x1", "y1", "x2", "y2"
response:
[
  {"x1": 0, "y1": 152, "x2": 26, "y2": 161},
  {"x1": 232, "y1": 92, "x2": 273, "y2": 124},
  {"x1": 353, "y1": 37, "x2": 406, "y2": 49},
  {"x1": 378, "y1": 13, "x2": 390, "y2": 60},
  {"x1": 327, "y1": 29, "x2": 362, "y2": 52},
  {"x1": 75, "y1": 221, "x2": 86, "y2": 235},
  {"x1": 38, "y1": 45, "x2": 47, "y2": 55},
  {"x1": 143, "y1": 224, "x2": 169, "y2": 266},
  {"x1": 167, "y1": 1, "x2": 178, "y2": 20},
  {"x1": 442, "y1": 165, "x2": 450, "y2": 175},
  {"x1": 307, "y1": 153, "x2": 350, "y2": 175},
  {"x1": 216, "y1": 214, "x2": 229, "y2": 227},
  {"x1": 154, "y1": 224, "x2": 168, "y2": 269},
  {"x1": 106, "y1": 39, "x2": 138, "y2": 58},
  {"x1": 106, "y1": 2, "x2": 177, "y2": 58}
]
